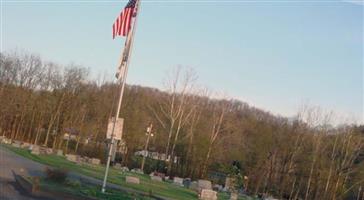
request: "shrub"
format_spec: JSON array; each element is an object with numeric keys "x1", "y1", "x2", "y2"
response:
[
  {"x1": 66, "y1": 179, "x2": 81, "y2": 188},
  {"x1": 45, "y1": 167, "x2": 68, "y2": 183}
]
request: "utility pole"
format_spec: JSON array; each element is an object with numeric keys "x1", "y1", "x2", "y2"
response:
[{"x1": 141, "y1": 123, "x2": 154, "y2": 171}]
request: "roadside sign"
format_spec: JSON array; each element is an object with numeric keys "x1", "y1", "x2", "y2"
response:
[{"x1": 106, "y1": 117, "x2": 124, "y2": 140}]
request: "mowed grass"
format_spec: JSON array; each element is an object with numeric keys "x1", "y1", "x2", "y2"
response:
[
  {"x1": 3, "y1": 144, "x2": 197, "y2": 200},
  {"x1": 40, "y1": 178, "x2": 155, "y2": 200}
]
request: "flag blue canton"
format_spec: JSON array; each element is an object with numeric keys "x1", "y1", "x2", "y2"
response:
[{"x1": 126, "y1": 0, "x2": 137, "y2": 8}]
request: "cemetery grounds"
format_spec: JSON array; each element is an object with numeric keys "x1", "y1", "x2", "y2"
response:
[{"x1": 2, "y1": 144, "x2": 255, "y2": 200}]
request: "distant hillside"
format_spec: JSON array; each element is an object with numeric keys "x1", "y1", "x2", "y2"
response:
[{"x1": 1, "y1": 51, "x2": 363, "y2": 200}]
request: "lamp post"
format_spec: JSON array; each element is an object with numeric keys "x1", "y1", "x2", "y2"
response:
[{"x1": 141, "y1": 123, "x2": 154, "y2": 172}]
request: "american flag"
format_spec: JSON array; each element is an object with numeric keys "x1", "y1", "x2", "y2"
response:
[{"x1": 112, "y1": 0, "x2": 138, "y2": 39}]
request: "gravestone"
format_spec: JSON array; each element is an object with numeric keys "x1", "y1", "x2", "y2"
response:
[
  {"x1": 213, "y1": 184, "x2": 223, "y2": 192},
  {"x1": 12, "y1": 141, "x2": 21, "y2": 148},
  {"x1": 66, "y1": 154, "x2": 78, "y2": 162},
  {"x1": 230, "y1": 193, "x2": 238, "y2": 200},
  {"x1": 114, "y1": 163, "x2": 122, "y2": 169},
  {"x1": 76, "y1": 157, "x2": 84, "y2": 165},
  {"x1": 126, "y1": 176, "x2": 140, "y2": 184},
  {"x1": 173, "y1": 177, "x2": 184, "y2": 186},
  {"x1": 121, "y1": 167, "x2": 129, "y2": 172},
  {"x1": 200, "y1": 189, "x2": 217, "y2": 200},
  {"x1": 151, "y1": 175, "x2": 163, "y2": 182},
  {"x1": 56, "y1": 149, "x2": 63, "y2": 156},
  {"x1": 190, "y1": 181, "x2": 198, "y2": 191},
  {"x1": 5, "y1": 139, "x2": 12, "y2": 144},
  {"x1": 131, "y1": 168, "x2": 143, "y2": 174},
  {"x1": 198, "y1": 179, "x2": 212, "y2": 191},
  {"x1": 39, "y1": 147, "x2": 48, "y2": 155},
  {"x1": 2, "y1": 138, "x2": 11, "y2": 144},
  {"x1": 183, "y1": 178, "x2": 191, "y2": 188},
  {"x1": 31, "y1": 146, "x2": 40, "y2": 155},
  {"x1": 45, "y1": 148, "x2": 53, "y2": 155},
  {"x1": 90, "y1": 158, "x2": 101, "y2": 165},
  {"x1": 82, "y1": 157, "x2": 89, "y2": 163},
  {"x1": 21, "y1": 142, "x2": 30, "y2": 149},
  {"x1": 154, "y1": 172, "x2": 165, "y2": 179}
]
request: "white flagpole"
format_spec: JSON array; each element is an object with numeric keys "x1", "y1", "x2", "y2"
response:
[{"x1": 102, "y1": 0, "x2": 141, "y2": 193}]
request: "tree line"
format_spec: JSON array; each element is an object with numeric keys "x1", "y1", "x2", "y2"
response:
[{"x1": 0, "y1": 51, "x2": 363, "y2": 200}]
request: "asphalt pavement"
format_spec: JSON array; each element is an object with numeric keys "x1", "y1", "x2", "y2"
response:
[{"x1": 0, "y1": 145, "x2": 44, "y2": 200}]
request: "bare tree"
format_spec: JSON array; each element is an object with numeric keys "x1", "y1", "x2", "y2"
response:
[
  {"x1": 150, "y1": 66, "x2": 197, "y2": 173},
  {"x1": 297, "y1": 104, "x2": 333, "y2": 200},
  {"x1": 201, "y1": 98, "x2": 231, "y2": 178}
]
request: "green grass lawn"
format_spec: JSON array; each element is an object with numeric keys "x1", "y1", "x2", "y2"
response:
[
  {"x1": 3, "y1": 144, "x2": 196, "y2": 200},
  {"x1": 40, "y1": 178, "x2": 155, "y2": 200},
  {"x1": 3, "y1": 144, "x2": 254, "y2": 200}
]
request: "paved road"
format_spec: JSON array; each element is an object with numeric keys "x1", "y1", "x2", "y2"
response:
[{"x1": 0, "y1": 145, "x2": 44, "y2": 200}]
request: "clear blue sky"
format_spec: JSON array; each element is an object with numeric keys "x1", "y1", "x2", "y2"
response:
[{"x1": 1, "y1": 0, "x2": 363, "y2": 124}]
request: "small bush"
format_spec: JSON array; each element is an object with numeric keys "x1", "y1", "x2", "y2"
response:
[
  {"x1": 66, "y1": 179, "x2": 81, "y2": 188},
  {"x1": 45, "y1": 167, "x2": 68, "y2": 183}
]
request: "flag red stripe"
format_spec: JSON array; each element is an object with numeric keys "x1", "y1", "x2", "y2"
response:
[
  {"x1": 112, "y1": 0, "x2": 136, "y2": 38},
  {"x1": 121, "y1": 9, "x2": 128, "y2": 36},
  {"x1": 126, "y1": 8, "x2": 132, "y2": 35},
  {"x1": 123, "y1": 8, "x2": 132, "y2": 36},
  {"x1": 118, "y1": 12, "x2": 123, "y2": 36},
  {"x1": 116, "y1": 17, "x2": 120, "y2": 36}
]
